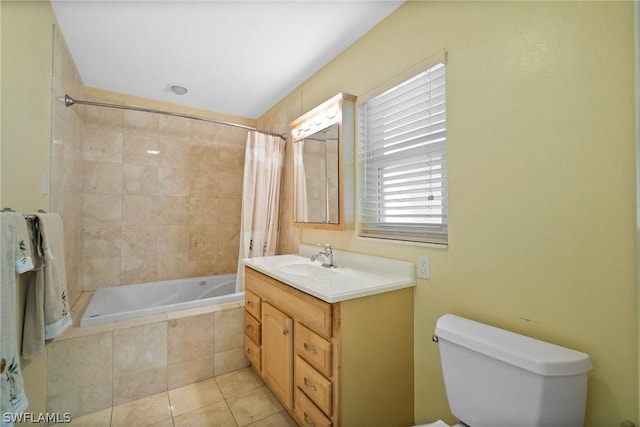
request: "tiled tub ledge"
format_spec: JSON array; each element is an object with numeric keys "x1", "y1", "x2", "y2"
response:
[{"x1": 47, "y1": 291, "x2": 249, "y2": 419}]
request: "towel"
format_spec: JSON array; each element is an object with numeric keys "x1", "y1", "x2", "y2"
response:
[
  {"x1": 35, "y1": 213, "x2": 72, "y2": 339},
  {"x1": 21, "y1": 220, "x2": 45, "y2": 360},
  {"x1": 1, "y1": 213, "x2": 30, "y2": 424}
]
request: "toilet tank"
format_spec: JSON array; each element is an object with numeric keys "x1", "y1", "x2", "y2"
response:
[{"x1": 435, "y1": 314, "x2": 591, "y2": 427}]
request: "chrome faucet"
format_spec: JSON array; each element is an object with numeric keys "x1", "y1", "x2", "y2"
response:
[{"x1": 310, "y1": 244, "x2": 337, "y2": 268}]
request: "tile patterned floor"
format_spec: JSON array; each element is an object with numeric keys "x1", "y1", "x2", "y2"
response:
[{"x1": 53, "y1": 368, "x2": 298, "y2": 427}]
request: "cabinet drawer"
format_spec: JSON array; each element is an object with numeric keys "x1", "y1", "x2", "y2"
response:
[
  {"x1": 244, "y1": 312, "x2": 261, "y2": 345},
  {"x1": 294, "y1": 388, "x2": 332, "y2": 427},
  {"x1": 244, "y1": 336, "x2": 261, "y2": 371},
  {"x1": 295, "y1": 356, "x2": 332, "y2": 416},
  {"x1": 295, "y1": 322, "x2": 332, "y2": 378},
  {"x1": 246, "y1": 267, "x2": 332, "y2": 339},
  {"x1": 245, "y1": 289, "x2": 261, "y2": 320}
]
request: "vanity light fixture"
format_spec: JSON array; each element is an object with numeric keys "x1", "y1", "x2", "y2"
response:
[{"x1": 146, "y1": 149, "x2": 161, "y2": 155}]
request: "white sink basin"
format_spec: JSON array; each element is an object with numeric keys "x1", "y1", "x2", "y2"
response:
[
  {"x1": 277, "y1": 262, "x2": 340, "y2": 277},
  {"x1": 243, "y1": 251, "x2": 414, "y2": 303}
]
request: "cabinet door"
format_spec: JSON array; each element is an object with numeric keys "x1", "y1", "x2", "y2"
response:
[{"x1": 262, "y1": 302, "x2": 293, "y2": 408}]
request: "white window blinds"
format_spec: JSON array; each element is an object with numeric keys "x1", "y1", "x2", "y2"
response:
[{"x1": 358, "y1": 61, "x2": 448, "y2": 245}]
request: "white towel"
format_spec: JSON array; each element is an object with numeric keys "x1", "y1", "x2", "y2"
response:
[
  {"x1": 21, "y1": 221, "x2": 45, "y2": 360},
  {"x1": 34, "y1": 213, "x2": 71, "y2": 339},
  {"x1": 1, "y1": 213, "x2": 30, "y2": 424}
]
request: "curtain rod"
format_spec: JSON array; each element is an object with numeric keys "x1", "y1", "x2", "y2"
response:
[{"x1": 63, "y1": 95, "x2": 286, "y2": 140}]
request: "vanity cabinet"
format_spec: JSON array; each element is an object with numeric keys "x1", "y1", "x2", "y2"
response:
[{"x1": 243, "y1": 266, "x2": 414, "y2": 427}]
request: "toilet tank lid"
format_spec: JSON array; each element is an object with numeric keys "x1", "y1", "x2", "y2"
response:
[{"x1": 435, "y1": 314, "x2": 592, "y2": 376}]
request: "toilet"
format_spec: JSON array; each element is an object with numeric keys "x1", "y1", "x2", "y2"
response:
[{"x1": 417, "y1": 314, "x2": 592, "y2": 427}]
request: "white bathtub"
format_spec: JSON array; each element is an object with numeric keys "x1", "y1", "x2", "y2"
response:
[{"x1": 80, "y1": 274, "x2": 243, "y2": 326}]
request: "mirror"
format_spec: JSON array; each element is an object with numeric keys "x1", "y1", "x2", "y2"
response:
[
  {"x1": 289, "y1": 93, "x2": 355, "y2": 230},
  {"x1": 294, "y1": 124, "x2": 339, "y2": 224}
]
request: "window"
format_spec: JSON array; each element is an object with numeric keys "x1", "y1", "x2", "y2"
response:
[{"x1": 358, "y1": 54, "x2": 448, "y2": 245}]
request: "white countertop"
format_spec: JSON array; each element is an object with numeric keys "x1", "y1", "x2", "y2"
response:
[{"x1": 242, "y1": 246, "x2": 415, "y2": 303}]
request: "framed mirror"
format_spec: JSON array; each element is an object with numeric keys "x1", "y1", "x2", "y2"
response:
[{"x1": 289, "y1": 93, "x2": 356, "y2": 229}]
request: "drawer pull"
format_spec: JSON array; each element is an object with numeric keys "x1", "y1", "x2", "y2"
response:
[
  {"x1": 247, "y1": 348, "x2": 253, "y2": 356},
  {"x1": 247, "y1": 300, "x2": 254, "y2": 307},
  {"x1": 283, "y1": 328, "x2": 290, "y2": 336},
  {"x1": 303, "y1": 378, "x2": 317, "y2": 392},
  {"x1": 303, "y1": 343, "x2": 317, "y2": 354},
  {"x1": 303, "y1": 413, "x2": 316, "y2": 427},
  {"x1": 246, "y1": 324, "x2": 254, "y2": 332}
]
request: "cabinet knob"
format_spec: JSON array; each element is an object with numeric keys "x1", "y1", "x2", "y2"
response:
[
  {"x1": 303, "y1": 378, "x2": 317, "y2": 392},
  {"x1": 303, "y1": 413, "x2": 316, "y2": 427},
  {"x1": 283, "y1": 328, "x2": 290, "y2": 335},
  {"x1": 246, "y1": 325, "x2": 254, "y2": 332},
  {"x1": 303, "y1": 343, "x2": 318, "y2": 355}
]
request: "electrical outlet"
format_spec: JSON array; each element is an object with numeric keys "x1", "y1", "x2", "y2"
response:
[{"x1": 417, "y1": 256, "x2": 430, "y2": 279}]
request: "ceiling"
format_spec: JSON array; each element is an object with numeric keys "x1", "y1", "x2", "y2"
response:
[{"x1": 50, "y1": 1, "x2": 403, "y2": 120}]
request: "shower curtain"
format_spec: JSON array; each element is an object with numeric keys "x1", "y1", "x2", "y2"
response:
[{"x1": 236, "y1": 132, "x2": 286, "y2": 292}]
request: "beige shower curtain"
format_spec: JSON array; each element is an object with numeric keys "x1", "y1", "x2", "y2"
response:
[{"x1": 236, "y1": 132, "x2": 286, "y2": 292}]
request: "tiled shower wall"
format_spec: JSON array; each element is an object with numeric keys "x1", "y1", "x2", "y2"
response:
[
  {"x1": 81, "y1": 104, "x2": 247, "y2": 290},
  {"x1": 50, "y1": 25, "x2": 247, "y2": 293},
  {"x1": 51, "y1": 26, "x2": 84, "y2": 307}
]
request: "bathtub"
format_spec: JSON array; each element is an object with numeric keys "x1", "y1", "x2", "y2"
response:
[{"x1": 80, "y1": 273, "x2": 243, "y2": 326}]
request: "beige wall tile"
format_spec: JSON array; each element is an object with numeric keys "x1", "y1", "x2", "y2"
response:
[
  {"x1": 123, "y1": 133, "x2": 159, "y2": 166},
  {"x1": 158, "y1": 225, "x2": 190, "y2": 255},
  {"x1": 213, "y1": 307, "x2": 244, "y2": 352},
  {"x1": 113, "y1": 322, "x2": 167, "y2": 378},
  {"x1": 83, "y1": 161, "x2": 122, "y2": 194},
  {"x1": 213, "y1": 347, "x2": 250, "y2": 377},
  {"x1": 214, "y1": 171, "x2": 243, "y2": 198},
  {"x1": 122, "y1": 195, "x2": 157, "y2": 226},
  {"x1": 121, "y1": 255, "x2": 158, "y2": 284},
  {"x1": 122, "y1": 164, "x2": 158, "y2": 195},
  {"x1": 217, "y1": 145, "x2": 245, "y2": 172},
  {"x1": 124, "y1": 109, "x2": 159, "y2": 135},
  {"x1": 82, "y1": 257, "x2": 121, "y2": 289},
  {"x1": 122, "y1": 225, "x2": 158, "y2": 257},
  {"x1": 189, "y1": 197, "x2": 217, "y2": 225},
  {"x1": 167, "y1": 314, "x2": 214, "y2": 364},
  {"x1": 47, "y1": 381, "x2": 112, "y2": 420},
  {"x1": 83, "y1": 194, "x2": 122, "y2": 226},
  {"x1": 159, "y1": 138, "x2": 190, "y2": 168},
  {"x1": 167, "y1": 357, "x2": 214, "y2": 390},
  {"x1": 189, "y1": 144, "x2": 218, "y2": 170},
  {"x1": 83, "y1": 225, "x2": 122, "y2": 258},
  {"x1": 159, "y1": 115, "x2": 190, "y2": 140},
  {"x1": 157, "y1": 196, "x2": 189, "y2": 225},
  {"x1": 158, "y1": 167, "x2": 190, "y2": 196},
  {"x1": 47, "y1": 332, "x2": 113, "y2": 395},
  {"x1": 157, "y1": 253, "x2": 189, "y2": 281},
  {"x1": 83, "y1": 127, "x2": 123, "y2": 163}
]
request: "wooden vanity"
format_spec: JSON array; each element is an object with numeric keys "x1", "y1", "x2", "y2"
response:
[{"x1": 243, "y1": 265, "x2": 414, "y2": 427}]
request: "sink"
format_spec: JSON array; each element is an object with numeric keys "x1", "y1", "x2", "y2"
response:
[{"x1": 277, "y1": 262, "x2": 340, "y2": 277}]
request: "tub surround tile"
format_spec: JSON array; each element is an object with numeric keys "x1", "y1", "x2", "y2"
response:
[
  {"x1": 214, "y1": 307, "x2": 244, "y2": 353},
  {"x1": 83, "y1": 194, "x2": 122, "y2": 226},
  {"x1": 54, "y1": 321, "x2": 115, "y2": 342},
  {"x1": 113, "y1": 322, "x2": 167, "y2": 378},
  {"x1": 122, "y1": 225, "x2": 158, "y2": 257},
  {"x1": 83, "y1": 225, "x2": 123, "y2": 258},
  {"x1": 157, "y1": 253, "x2": 190, "y2": 281},
  {"x1": 157, "y1": 196, "x2": 189, "y2": 225},
  {"x1": 123, "y1": 133, "x2": 159, "y2": 166},
  {"x1": 113, "y1": 313, "x2": 168, "y2": 330},
  {"x1": 217, "y1": 145, "x2": 245, "y2": 172},
  {"x1": 111, "y1": 392, "x2": 172, "y2": 427},
  {"x1": 83, "y1": 161, "x2": 123, "y2": 194},
  {"x1": 190, "y1": 120, "x2": 219, "y2": 144},
  {"x1": 83, "y1": 256, "x2": 122, "y2": 289},
  {"x1": 122, "y1": 164, "x2": 159, "y2": 195},
  {"x1": 189, "y1": 144, "x2": 218, "y2": 170},
  {"x1": 159, "y1": 138, "x2": 191, "y2": 168},
  {"x1": 168, "y1": 378, "x2": 224, "y2": 417},
  {"x1": 122, "y1": 195, "x2": 157, "y2": 225},
  {"x1": 158, "y1": 167, "x2": 190, "y2": 196},
  {"x1": 47, "y1": 381, "x2": 113, "y2": 420},
  {"x1": 214, "y1": 347, "x2": 250, "y2": 377},
  {"x1": 168, "y1": 314, "x2": 214, "y2": 364},
  {"x1": 189, "y1": 169, "x2": 217, "y2": 198},
  {"x1": 189, "y1": 197, "x2": 217, "y2": 225},
  {"x1": 121, "y1": 254, "x2": 158, "y2": 284},
  {"x1": 124, "y1": 109, "x2": 159, "y2": 135},
  {"x1": 158, "y1": 225, "x2": 190, "y2": 255},
  {"x1": 47, "y1": 332, "x2": 113, "y2": 395},
  {"x1": 83, "y1": 128, "x2": 123, "y2": 163},
  {"x1": 167, "y1": 305, "x2": 216, "y2": 321},
  {"x1": 168, "y1": 356, "x2": 214, "y2": 390},
  {"x1": 159, "y1": 115, "x2": 191, "y2": 140}
]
